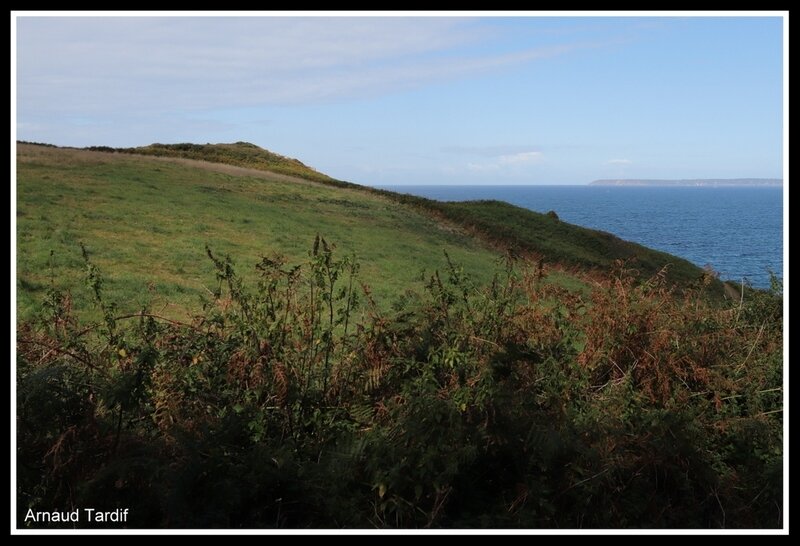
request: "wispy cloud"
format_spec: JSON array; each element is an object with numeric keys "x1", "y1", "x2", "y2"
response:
[
  {"x1": 466, "y1": 162, "x2": 500, "y2": 173},
  {"x1": 464, "y1": 149, "x2": 544, "y2": 172},
  {"x1": 17, "y1": 17, "x2": 597, "y2": 122},
  {"x1": 442, "y1": 145, "x2": 541, "y2": 157},
  {"x1": 499, "y1": 151, "x2": 543, "y2": 165},
  {"x1": 607, "y1": 158, "x2": 633, "y2": 165}
]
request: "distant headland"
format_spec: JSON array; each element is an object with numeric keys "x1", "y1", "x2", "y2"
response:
[{"x1": 589, "y1": 178, "x2": 782, "y2": 187}]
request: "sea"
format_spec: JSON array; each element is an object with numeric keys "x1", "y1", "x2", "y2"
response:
[{"x1": 377, "y1": 185, "x2": 784, "y2": 289}]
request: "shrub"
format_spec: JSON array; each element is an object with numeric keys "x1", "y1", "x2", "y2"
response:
[{"x1": 16, "y1": 240, "x2": 782, "y2": 528}]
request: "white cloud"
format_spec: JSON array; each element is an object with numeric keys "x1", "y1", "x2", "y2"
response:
[
  {"x1": 607, "y1": 158, "x2": 633, "y2": 165},
  {"x1": 499, "y1": 151, "x2": 543, "y2": 165}
]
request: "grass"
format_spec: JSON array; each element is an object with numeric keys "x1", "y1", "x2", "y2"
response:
[
  {"x1": 101, "y1": 141, "x2": 717, "y2": 289},
  {"x1": 16, "y1": 145, "x2": 504, "y2": 319}
]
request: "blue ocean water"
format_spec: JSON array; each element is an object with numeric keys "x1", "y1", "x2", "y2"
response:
[{"x1": 379, "y1": 185, "x2": 784, "y2": 289}]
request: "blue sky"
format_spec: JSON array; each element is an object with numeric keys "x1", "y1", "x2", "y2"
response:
[{"x1": 15, "y1": 14, "x2": 784, "y2": 185}]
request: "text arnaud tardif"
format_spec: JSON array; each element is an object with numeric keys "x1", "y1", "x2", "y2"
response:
[{"x1": 25, "y1": 508, "x2": 129, "y2": 524}]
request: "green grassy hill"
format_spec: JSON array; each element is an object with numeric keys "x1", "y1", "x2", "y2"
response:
[
  {"x1": 16, "y1": 141, "x2": 718, "y2": 319},
  {"x1": 16, "y1": 144, "x2": 502, "y2": 319},
  {"x1": 109, "y1": 142, "x2": 718, "y2": 288}
]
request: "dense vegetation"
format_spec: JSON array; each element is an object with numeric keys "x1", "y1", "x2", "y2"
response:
[{"x1": 17, "y1": 239, "x2": 782, "y2": 528}]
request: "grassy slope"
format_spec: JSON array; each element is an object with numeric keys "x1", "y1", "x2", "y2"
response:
[
  {"x1": 16, "y1": 145, "x2": 502, "y2": 319},
  {"x1": 434, "y1": 200, "x2": 710, "y2": 287},
  {"x1": 17, "y1": 141, "x2": 720, "y2": 319},
  {"x1": 112, "y1": 142, "x2": 718, "y2": 289}
]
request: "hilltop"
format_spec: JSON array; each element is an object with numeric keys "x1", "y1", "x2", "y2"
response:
[{"x1": 95, "y1": 141, "x2": 336, "y2": 184}]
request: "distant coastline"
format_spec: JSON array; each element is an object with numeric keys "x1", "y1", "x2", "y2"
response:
[{"x1": 589, "y1": 178, "x2": 782, "y2": 187}]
